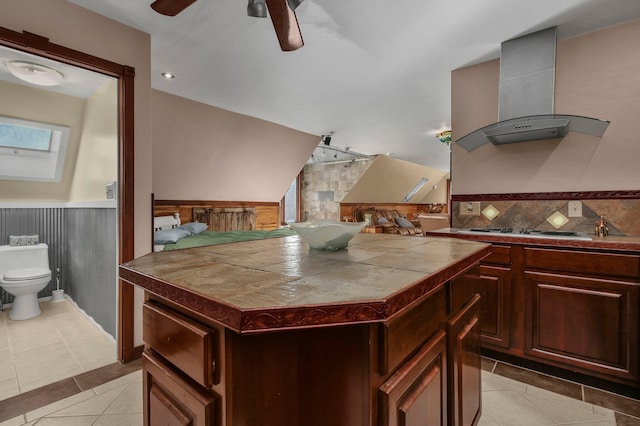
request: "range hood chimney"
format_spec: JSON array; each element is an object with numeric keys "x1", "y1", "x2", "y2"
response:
[{"x1": 456, "y1": 27, "x2": 609, "y2": 151}]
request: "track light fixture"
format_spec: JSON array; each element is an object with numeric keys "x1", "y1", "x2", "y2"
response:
[
  {"x1": 247, "y1": 0, "x2": 267, "y2": 18},
  {"x1": 321, "y1": 131, "x2": 334, "y2": 146}
]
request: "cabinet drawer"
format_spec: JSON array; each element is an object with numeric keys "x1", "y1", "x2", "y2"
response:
[
  {"x1": 143, "y1": 351, "x2": 216, "y2": 426},
  {"x1": 380, "y1": 287, "x2": 446, "y2": 375},
  {"x1": 483, "y1": 245, "x2": 511, "y2": 266},
  {"x1": 524, "y1": 247, "x2": 640, "y2": 279},
  {"x1": 143, "y1": 302, "x2": 218, "y2": 387}
]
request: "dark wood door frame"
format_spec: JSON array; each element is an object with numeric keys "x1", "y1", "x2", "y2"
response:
[{"x1": 0, "y1": 27, "x2": 137, "y2": 362}]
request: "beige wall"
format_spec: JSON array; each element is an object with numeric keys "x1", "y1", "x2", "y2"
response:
[
  {"x1": 69, "y1": 79, "x2": 118, "y2": 202},
  {"x1": 418, "y1": 173, "x2": 449, "y2": 204},
  {"x1": 451, "y1": 19, "x2": 640, "y2": 194},
  {"x1": 2, "y1": 0, "x2": 152, "y2": 346},
  {"x1": 0, "y1": 80, "x2": 86, "y2": 201},
  {"x1": 342, "y1": 155, "x2": 448, "y2": 204},
  {"x1": 152, "y1": 90, "x2": 319, "y2": 202}
]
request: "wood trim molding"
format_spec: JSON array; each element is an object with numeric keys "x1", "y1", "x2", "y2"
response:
[
  {"x1": 452, "y1": 190, "x2": 640, "y2": 202},
  {"x1": 154, "y1": 199, "x2": 280, "y2": 207},
  {"x1": 0, "y1": 27, "x2": 137, "y2": 363},
  {"x1": 339, "y1": 202, "x2": 434, "y2": 207}
]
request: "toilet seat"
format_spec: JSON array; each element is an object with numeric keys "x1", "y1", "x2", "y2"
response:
[{"x1": 2, "y1": 267, "x2": 51, "y2": 282}]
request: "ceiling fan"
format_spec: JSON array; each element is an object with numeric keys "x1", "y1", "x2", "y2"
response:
[{"x1": 150, "y1": 0, "x2": 304, "y2": 51}]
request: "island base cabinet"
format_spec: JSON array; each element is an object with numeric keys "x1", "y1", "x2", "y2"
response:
[
  {"x1": 379, "y1": 330, "x2": 448, "y2": 426},
  {"x1": 141, "y1": 284, "x2": 484, "y2": 426},
  {"x1": 143, "y1": 351, "x2": 217, "y2": 426},
  {"x1": 447, "y1": 294, "x2": 482, "y2": 426}
]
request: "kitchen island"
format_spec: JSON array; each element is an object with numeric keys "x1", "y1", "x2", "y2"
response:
[{"x1": 120, "y1": 233, "x2": 490, "y2": 426}]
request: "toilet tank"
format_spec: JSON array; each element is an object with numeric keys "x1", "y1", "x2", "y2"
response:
[{"x1": 0, "y1": 244, "x2": 50, "y2": 277}]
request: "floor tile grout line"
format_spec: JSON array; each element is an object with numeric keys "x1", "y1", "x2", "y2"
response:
[
  {"x1": 56, "y1": 324, "x2": 84, "y2": 374},
  {"x1": 489, "y1": 358, "x2": 640, "y2": 421}
]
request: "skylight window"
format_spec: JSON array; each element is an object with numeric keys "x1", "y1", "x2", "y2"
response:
[
  {"x1": 0, "y1": 123, "x2": 52, "y2": 151},
  {"x1": 401, "y1": 177, "x2": 428, "y2": 202},
  {"x1": 0, "y1": 116, "x2": 69, "y2": 182}
]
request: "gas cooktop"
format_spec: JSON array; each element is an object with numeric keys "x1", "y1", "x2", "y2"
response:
[{"x1": 457, "y1": 228, "x2": 592, "y2": 241}]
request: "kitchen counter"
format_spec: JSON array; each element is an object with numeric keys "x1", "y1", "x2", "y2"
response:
[
  {"x1": 425, "y1": 227, "x2": 640, "y2": 252},
  {"x1": 426, "y1": 226, "x2": 640, "y2": 392},
  {"x1": 120, "y1": 233, "x2": 490, "y2": 425},
  {"x1": 120, "y1": 233, "x2": 490, "y2": 332}
]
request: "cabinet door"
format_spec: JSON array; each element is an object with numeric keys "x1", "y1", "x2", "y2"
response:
[
  {"x1": 524, "y1": 272, "x2": 640, "y2": 386},
  {"x1": 143, "y1": 351, "x2": 216, "y2": 426},
  {"x1": 379, "y1": 330, "x2": 447, "y2": 426},
  {"x1": 451, "y1": 265, "x2": 511, "y2": 349},
  {"x1": 447, "y1": 294, "x2": 482, "y2": 426}
]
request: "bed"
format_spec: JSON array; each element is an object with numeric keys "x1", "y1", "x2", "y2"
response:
[{"x1": 153, "y1": 213, "x2": 295, "y2": 252}]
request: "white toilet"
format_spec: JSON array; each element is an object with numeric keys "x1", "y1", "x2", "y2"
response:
[{"x1": 0, "y1": 244, "x2": 52, "y2": 320}]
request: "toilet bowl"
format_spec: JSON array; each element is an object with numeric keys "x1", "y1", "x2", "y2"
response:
[{"x1": 0, "y1": 244, "x2": 52, "y2": 320}]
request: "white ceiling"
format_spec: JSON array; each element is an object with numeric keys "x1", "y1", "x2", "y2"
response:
[
  {"x1": 0, "y1": 45, "x2": 113, "y2": 98},
  {"x1": 68, "y1": 0, "x2": 640, "y2": 170}
]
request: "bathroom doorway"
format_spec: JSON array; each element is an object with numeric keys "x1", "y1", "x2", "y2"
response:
[{"x1": 0, "y1": 28, "x2": 135, "y2": 399}]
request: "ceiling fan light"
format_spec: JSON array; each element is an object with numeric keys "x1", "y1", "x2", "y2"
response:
[
  {"x1": 5, "y1": 60, "x2": 64, "y2": 86},
  {"x1": 286, "y1": 0, "x2": 304, "y2": 10},
  {"x1": 247, "y1": 0, "x2": 268, "y2": 17}
]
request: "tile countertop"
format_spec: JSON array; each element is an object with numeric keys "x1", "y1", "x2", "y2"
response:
[
  {"x1": 424, "y1": 228, "x2": 640, "y2": 252},
  {"x1": 119, "y1": 234, "x2": 490, "y2": 333}
]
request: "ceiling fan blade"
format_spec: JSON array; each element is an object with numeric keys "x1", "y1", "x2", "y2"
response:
[
  {"x1": 265, "y1": 0, "x2": 304, "y2": 51},
  {"x1": 150, "y1": 0, "x2": 197, "y2": 16}
]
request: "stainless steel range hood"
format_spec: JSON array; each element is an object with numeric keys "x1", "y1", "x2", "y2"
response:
[{"x1": 456, "y1": 27, "x2": 610, "y2": 152}]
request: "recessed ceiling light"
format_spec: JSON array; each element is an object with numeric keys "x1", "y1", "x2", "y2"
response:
[{"x1": 161, "y1": 72, "x2": 175, "y2": 79}]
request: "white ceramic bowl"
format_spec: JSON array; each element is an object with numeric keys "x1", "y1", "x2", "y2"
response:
[{"x1": 288, "y1": 220, "x2": 366, "y2": 251}]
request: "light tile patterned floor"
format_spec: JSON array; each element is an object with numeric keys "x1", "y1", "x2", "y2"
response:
[
  {"x1": 1, "y1": 370, "x2": 142, "y2": 425},
  {"x1": 480, "y1": 370, "x2": 618, "y2": 426},
  {"x1": 0, "y1": 300, "x2": 630, "y2": 425},
  {"x1": 0, "y1": 298, "x2": 116, "y2": 399},
  {"x1": 2, "y1": 369, "x2": 620, "y2": 425}
]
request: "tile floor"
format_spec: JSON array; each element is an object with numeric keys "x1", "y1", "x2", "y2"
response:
[
  {"x1": 0, "y1": 298, "x2": 116, "y2": 399},
  {"x1": 1, "y1": 300, "x2": 638, "y2": 425},
  {"x1": 0, "y1": 369, "x2": 142, "y2": 425},
  {"x1": 3, "y1": 368, "x2": 635, "y2": 425},
  {"x1": 480, "y1": 370, "x2": 619, "y2": 426}
]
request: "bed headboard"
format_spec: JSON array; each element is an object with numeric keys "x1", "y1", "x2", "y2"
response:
[{"x1": 153, "y1": 213, "x2": 181, "y2": 231}]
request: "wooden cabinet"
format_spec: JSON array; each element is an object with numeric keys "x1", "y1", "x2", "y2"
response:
[
  {"x1": 143, "y1": 351, "x2": 216, "y2": 426},
  {"x1": 464, "y1": 242, "x2": 640, "y2": 389},
  {"x1": 447, "y1": 294, "x2": 482, "y2": 426},
  {"x1": 451, "y1": 246, "x2": 512, "y2": 349},
  {"x1": 523, "y1": 247, "x2": 640, "y2": 386},
  {"x1": 143, "y1": 302, "x2": 218, "y2": 388},
  {"x1": 379, "y1": 330, "x2": 448, "y2": 426},
  {"x1": 142, "y1": 285, "x2": 482, "y2": 425}
]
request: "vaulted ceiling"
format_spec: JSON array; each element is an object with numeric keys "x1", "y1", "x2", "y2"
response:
[{"x1": 69, "y1": 0, "x2": 640, "y2": 170}]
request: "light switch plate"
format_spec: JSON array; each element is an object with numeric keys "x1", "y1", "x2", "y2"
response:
[
  {"x1": 568, "y1": 200, "x2": 582, "y2": 217},
  {"x1": 460, "y1": 201, "x2": 481, "y2": 216}
]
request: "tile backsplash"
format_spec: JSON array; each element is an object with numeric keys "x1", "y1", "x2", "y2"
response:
[{"x1": 452, "y1": 199, "x2": 640, "y2": 236}]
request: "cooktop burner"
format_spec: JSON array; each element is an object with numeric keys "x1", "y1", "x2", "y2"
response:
[{"x1": 461, "y1": 228, "x2": 592, "y2": 241}]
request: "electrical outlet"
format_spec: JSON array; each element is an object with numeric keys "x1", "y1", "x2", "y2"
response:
[
  {"x1": 568, "y1": 200, "x2": 582, "y2": 218},
  {"x1": 459, "y1": 201, "x2": 481, "y2": 216}
]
